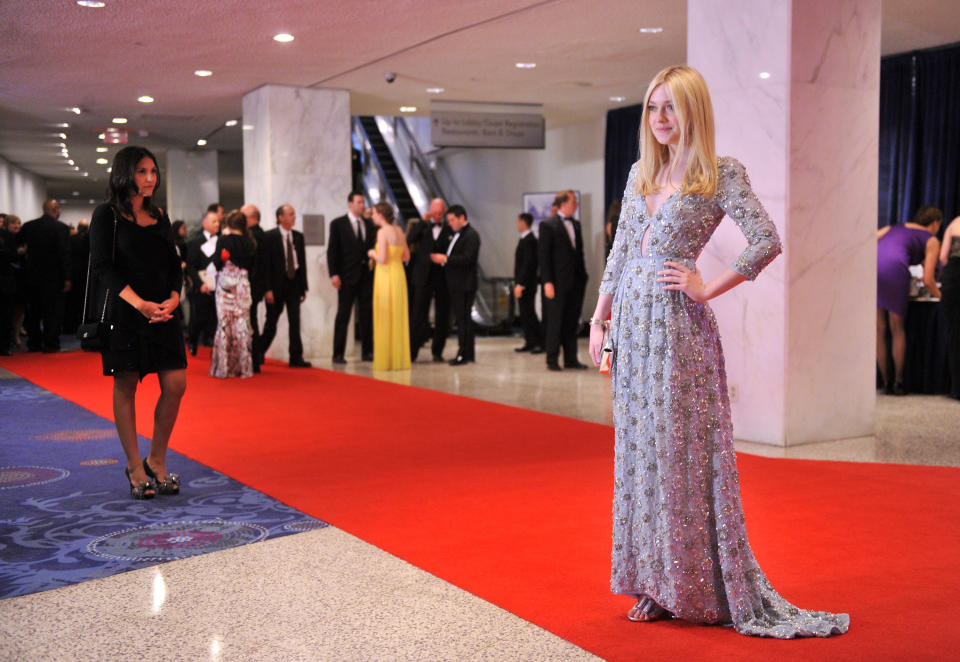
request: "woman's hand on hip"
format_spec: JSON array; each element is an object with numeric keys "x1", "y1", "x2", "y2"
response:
[{"x1": 658, "y1": 261, "x2": 707, "y2": 302}]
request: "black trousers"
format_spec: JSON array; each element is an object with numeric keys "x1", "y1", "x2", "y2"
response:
[
  {"x1": 259, "y1": 283, "x2": 304, "y2": 363},
  {"x1": 188, "y1": 291, "x2": 216, "y2": 347},
  {"x1": 941, "y1": 261, "x2": 960, "y2": 398},
  {"x1": 544, "y1": 281, "x2": 585, "y2": 365},
  {"x1": 250, "y1": 293, "x2": 262, "y2": 351},
  {"x1": 333, "y1": 274, "x2": 373, "y2": 358},
  {"x1": 518, "y1": 286, "x2": 542, "y2": 348},
  {"x1": 25, "y1": 280, "x2": 65, "y2": 351},
  {"x1": 411, "y1": 275, "x2": 450, "y2": 359},
  {"x1": 450, "y1": 288, "x2": 476, "y2": 361}
]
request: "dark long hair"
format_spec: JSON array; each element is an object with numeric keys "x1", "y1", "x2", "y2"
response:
[
  {"x1": 224, "y1": 209, "x2": 255, "y2": 248},
  {"x1": 108, "y1": 145, "x2": 163, "y2": 219}
]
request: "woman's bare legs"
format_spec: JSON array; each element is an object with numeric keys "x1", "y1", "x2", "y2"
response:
[
  {"x1": 113, "y1": 371, "x2": 152, "y2": 492},
  {"x1": 888, "y1": 311, "x2": 907, "y2": 386},
  {"x1": 145, "y1": 368, "x2": 186, "y2": 481}
]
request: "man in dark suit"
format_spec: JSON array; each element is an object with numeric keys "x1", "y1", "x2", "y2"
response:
[
  {"x1": 242, "y1": 204, "x2": 266, "y2": 372},
  {"x1": 431, "y1": 204, "x2": 480, "y2": 366},
  {"x1": 513, "y1": 212, "x2": 543, "y2": 353},
  {"x1": 185, "y1": 210, "x2": 220, "y2": 355},
  {"x1": 408, "y1": 197, "x2": 451, "y2": 362},
  {"x1": 257, "y1": 204, "x2": 311, "y2": 368},
  {"x1": 327, "y1": 191, "x2": 375, "y2": 364},
  {"x1": 538, "y1": 189, "x2": 588, "y2": 371},
  {"x1": 18, "y1": 199, "x2": 71, "y2": 352}
]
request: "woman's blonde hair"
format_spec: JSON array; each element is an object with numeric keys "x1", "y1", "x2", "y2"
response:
[{"x1": 637, "y1": 65, "x2": 718, "y2": 199}]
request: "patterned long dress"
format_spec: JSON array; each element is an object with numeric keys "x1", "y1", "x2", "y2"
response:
[{"x1": 600, "y1": 157, "x2": 849, "y2": 638}]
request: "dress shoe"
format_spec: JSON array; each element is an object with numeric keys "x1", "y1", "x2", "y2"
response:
[
  {"x1": 530, "y1": 346, "x2": 544, "y2": 354},
  {"x1": 547, "y1": 361, "x2": 562, "y2": 371},
  {"x1": 361, "y1": 353, "x2": 373, "y2": 361},
  {"x1": 565, "y1": 361, "x2": 589, "y2": 370},
  {"x1": 515, "y1": 345, "x2": 532, "y2": 353},
  {"x1": 189, "y1": 342, "x2": 198, "y2": 357},
  {"x1": 449, "y1": 355, "x2": 468, "y2": 366},
  {"x1": 432, "y1": 354, "x2": 445, "y2": 363},
  {"x1": 331, "y1": 356, "x2": 346, "y2": 364},
  {"x1": 289, "y1": 359, "x2": 313, "y2": 368}
]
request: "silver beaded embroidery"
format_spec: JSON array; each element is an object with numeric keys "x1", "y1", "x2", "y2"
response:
[{"x1": 600, "y1": 157, "x2": 849, "y2": 638}]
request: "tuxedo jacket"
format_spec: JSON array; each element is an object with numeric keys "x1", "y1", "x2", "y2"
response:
[
  {"x1": 538, "y1": 215, "x2": 587, "y2": 292},
  {"x1": 408, "y1": 220, "x2": 452, "y2": 287},
  {"x1": 186, "y1": 232, "x2": 218, "y2": 294},
  {"x1": 262, "y1": 227, "x2": 308, "y2": 297},
  {"x1": 249, "y1": 224, "x2": 267, "y2": 299},
  {"x1": 444, "y1": 224, "x2": 480, "y2": 293},
  {"x1": 18, "y1": 214, "x2": 71, "y2": 284},
  {"x1": 514, "y1": 232, "x2": 539, "y2": 290},
  {"x1": 326, "y1": 214, "x2": 375, "y2": 285}
]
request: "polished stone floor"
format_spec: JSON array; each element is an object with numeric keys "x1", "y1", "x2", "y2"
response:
[{"x1": 2, "y1": 335, "x2": 957, "y2": 660}]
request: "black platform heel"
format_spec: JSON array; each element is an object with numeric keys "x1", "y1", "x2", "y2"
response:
[
  {"x1": 125, "y1": 467, "x2": 156, "y2": 500},
  {"x1": 143, "y1": 458, "x2": 180, "y2": 495}
]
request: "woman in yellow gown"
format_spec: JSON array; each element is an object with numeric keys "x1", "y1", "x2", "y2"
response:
[{"x1": 367, "y1": 202, "x2": 411, "y2": 370}]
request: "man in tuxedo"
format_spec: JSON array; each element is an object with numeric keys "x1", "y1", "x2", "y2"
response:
[
  {"x1": 18, "y1": 199, "x2": 71, "y2": 352},
  {"x1": 408, "y1": 197, "x2": 451, "y2": 362},
  {"x1": 513, "y1": 212, "x2": 543, "y2": 353},
  {"x1": 258, "y1": 204, "x2": 311, "y2": 368},
  {"x1": 538, "y1": 190, "x2": 588, "y2": 371},
  {"x1": 242, "y1": 203, "x2": 266, "y2": 372},
  {"x1": 327, "y1": 191, "x2": 375, "y2": 364},
  {"x1": 185, "y1": 210, "x2": 220, "y2": 355},
  {"x1": 430, "y1": 204, "x2": 480, "y2": 366}
]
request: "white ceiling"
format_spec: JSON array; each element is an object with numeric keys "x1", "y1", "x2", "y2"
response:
[{"x1": 1, "y1": 0, "x2": 958, "y2": 202}]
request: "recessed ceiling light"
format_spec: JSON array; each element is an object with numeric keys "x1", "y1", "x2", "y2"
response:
[
  {"x1": 57, "y1": 133, "x2": 67, "y2": 139},
  {"x1": 54, "y1": 123, "x2": 70, "y2": 128},
  {"x1": 197, "y1": 139, "x2": 207, "y2": 146},
  {"x1": 759, "y1": 71, "x2": 771, "y2": 79},
  {"x1": 224, "y1": 119, "x2": 238, "y2": 127},
  {"x1": 107, "y1": 167, "x2": 112, "y2": 172},
  {"x1": 426, "y1": 87, "x2": 445, "y2": 94},
  {"x1": 399, "y1": 106, "x2": 417, "y2": 113},
  {"x1": 98, "y1": 133, "x2": 105, "y2": 140},
  {"x1": 67, "y1": 160, "x2": 75, "y2": 165},
  {"x1": 639, "y1": 27, "x2": 663, "y2": 34},
  {"x1": 70, "y1": 107, "x2": 82, "y2": 115},
  {"x1": 273, "y1": 33, "x2": 294, "y2": 43},
  {"x1": 72, "y1": 166, "x2": 80, "y2": 170},
  {"x1": 515, "y1": 62, "x2": 536, "y2": 69},
  {"x1": 96, "y1": 158, "x2": 108, "y2": 164},
  {"x1": 194, "y1": 70, "x2": 213, "y2": 77},
  {"x1": 81, "y1": 172, "x2": 89, "y2": 177},
  {"x1": 88, "y1": 199, "x2": 96, "y2": 204},
  {"x1": 96, "y1": 147, "x2": 108, "y2": 153},
  {"x1": 137, "y1": 95, "x2": 154, "y2": 103},
  {"x1": 76, "y1": 1, "x2": 106, "y2": 7},
  {"x1": 72, "y1": 191, "x2": 79, "y2": 196},
  {"x1": 610, "y1": 96, "x2": 626, "y2": 102},
  {"x1": 112, "y1": 117, "x2": 128, "y2": 124}
]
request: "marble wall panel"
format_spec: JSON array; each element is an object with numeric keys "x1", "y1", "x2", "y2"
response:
[
  {"x1": 166, "y1": 149, "x2": 218, "y2": 228},
  {"x1": 242, "y1": 85, "x2": 352, "y2": 363}
]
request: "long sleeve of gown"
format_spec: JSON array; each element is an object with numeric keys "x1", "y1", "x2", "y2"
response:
[
  {"x1": 599, "y1": 162, "x2": 639, "y2": 295},
  {"x1": 89, "y1": 204, "x2": 127, "y2": 296},
  {"x1": 715, "y1": 157, "x2": 782, "y2": 280}
]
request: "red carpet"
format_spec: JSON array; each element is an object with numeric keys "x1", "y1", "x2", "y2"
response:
[{"x1": 3, "y1": 350, "x2": 959, "y2": 661}]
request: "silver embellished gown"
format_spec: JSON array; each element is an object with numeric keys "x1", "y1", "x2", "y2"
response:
[{"x1": 600, "y1": 157, "x2": 849, "y2": 638}]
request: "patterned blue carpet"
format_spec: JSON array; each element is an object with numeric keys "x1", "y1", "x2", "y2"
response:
[{"x1": 0, "y1": 375, "x2": 328, "y2": 599}]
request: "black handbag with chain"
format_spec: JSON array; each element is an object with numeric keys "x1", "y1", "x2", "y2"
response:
[{"x1": 76, "y1": 207, "x2": 118, "y2": 352}]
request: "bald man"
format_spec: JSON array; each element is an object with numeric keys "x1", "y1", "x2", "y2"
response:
[
  {"x1": 18, "y1": 199, "x2": 71, "y2": 352},
  {"x1": 407, "y1": 197, "x2": 452, "y2": 362}
]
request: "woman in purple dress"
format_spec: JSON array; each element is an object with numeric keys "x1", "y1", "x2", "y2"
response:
[{"x1": 876, "y1": 206, "x2": 942, "y2": 395}]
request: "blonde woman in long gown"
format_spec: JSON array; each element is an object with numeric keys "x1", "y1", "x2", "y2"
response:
[
  {"x1": 367, "y1": 202, "x2": 411, "y2": 371},
  {"x1": 588, "y1": 65, "x2": 849, "y2": 639}
]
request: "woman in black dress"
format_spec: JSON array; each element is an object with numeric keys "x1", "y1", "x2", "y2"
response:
[
  {"x1": 940, "y1": 215, "x2": 960, "y2": 399},
  {"x1": 89, "y1": 146, "x2": 187, "y2": 499}
]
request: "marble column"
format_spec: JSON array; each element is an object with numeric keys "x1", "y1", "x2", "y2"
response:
[
  {"x1": 242, "y1": 85, "x2": 352, "y2": 363},
  {"x1": 689, "y1": 0, "x2": 880, "y2": 445},
  {"x1": 165, "y1": 149, "x2": 218, "y2": 227}
]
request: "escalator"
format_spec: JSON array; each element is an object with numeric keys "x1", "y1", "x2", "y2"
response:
[{"x1": 356, "y1": 116, "x2": 420, "y2": 225}]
